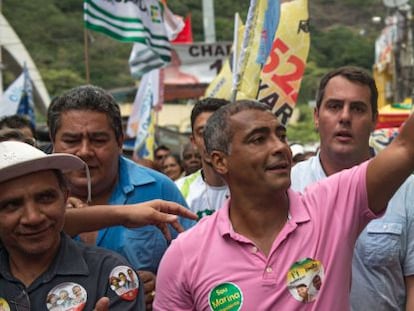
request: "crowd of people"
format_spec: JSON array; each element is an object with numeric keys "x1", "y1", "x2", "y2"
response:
[{"x1": 0, "y1": 66, "x2": 413, "y2": 310}]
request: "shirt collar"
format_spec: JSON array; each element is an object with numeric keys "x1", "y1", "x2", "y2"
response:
[
  {"x1": 216, "y1": 190, "x2": 310, "y2": 238},
  {"x1": 117, "y1": 156, "x2": 157, "y2": 193},
  {"x1": 0, "y1": 233, "x2": 89, "y2": 284}
]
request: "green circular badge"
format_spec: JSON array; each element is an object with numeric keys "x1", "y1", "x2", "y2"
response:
[{"x1": 208, "y1": 282, "x2": 243, "y2": 311}]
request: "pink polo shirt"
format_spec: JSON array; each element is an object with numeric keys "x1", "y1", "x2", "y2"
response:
[{"x1": 154, "y1": 161, "x2": 378, "y2": 311}]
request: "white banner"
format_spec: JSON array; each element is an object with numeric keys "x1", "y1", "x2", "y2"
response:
[{"x1": 163, "y1": 42, "x2": 232, "y2": 85}]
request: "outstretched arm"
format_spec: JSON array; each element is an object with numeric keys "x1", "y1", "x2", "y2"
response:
[
  {"x1": 367, "y1": 113, "x2": 414, "y2": 213},
  {"x1": 64, "y1": 199, "x2": 198, "y2": 239}
]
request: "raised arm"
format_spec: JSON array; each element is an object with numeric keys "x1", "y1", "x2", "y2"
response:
[
  {"x1": 367, "y1": 113, "x2": 414, "y2": 213},
  {"x1": 64, "y1": 199, "x2": 198, "y2": 239}
]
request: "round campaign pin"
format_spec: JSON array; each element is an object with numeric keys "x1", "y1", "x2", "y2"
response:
[
  {"x1": 286, "y1": 257, "x2": 325, "y2": 303},
  {"x1": 208, "y1": 282, "x2": 243, "y2": 311},
  {"x1": 46, "y1": 282, "x2": 87, "y2": 311},
  {"x1": 0, "y1": 297, "x2": 11, "y2": 311},
  {"x1": 109, "y1": 266, "x2": 139, "y2": 301}
]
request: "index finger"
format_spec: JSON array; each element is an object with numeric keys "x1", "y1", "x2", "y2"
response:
[{"x1": 152, "y1": 200, "x2": 198, "y2": 220}]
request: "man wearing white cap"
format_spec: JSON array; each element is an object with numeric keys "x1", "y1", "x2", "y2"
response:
[{"x1": 0, "y1": 141, "x2": 145, "y2": 310}]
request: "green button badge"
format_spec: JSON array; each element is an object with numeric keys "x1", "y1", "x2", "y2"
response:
[{"x1": 208, "y1": 282, "x2": 243, "y2": 311}]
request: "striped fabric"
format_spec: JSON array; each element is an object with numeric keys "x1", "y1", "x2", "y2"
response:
[{"x1": 84, "y1": 0, "x2": 171, "y2": 77}]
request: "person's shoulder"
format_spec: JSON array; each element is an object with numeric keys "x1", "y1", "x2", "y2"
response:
[
  {"x1": 73, "y1": 238, "x2": 129, "y2": 263},
  {"x1": 175, "y1": 170, "x2": 201, "y2": 187},
  {"x1": 291, "y1": 156, "x2": 316, "y2": 174},
  {"x1": 120, "y1": 156, "x2": 173, "y2": 182}
]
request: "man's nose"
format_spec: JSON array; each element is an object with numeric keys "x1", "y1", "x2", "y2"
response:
[
  {"x1": 339, "y1": 105, "x2": 351, "y2": 123},
  {"x1": 76, "y1": 139, "x2": 94, "y2": 157},
  {"x1": 20, "y1": 203, "x2": 45, "y2": 225}
]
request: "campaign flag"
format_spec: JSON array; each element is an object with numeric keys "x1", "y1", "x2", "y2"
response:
[
  {"x1": 257, "y1": 0, "x2": 280, "y2": 65},
  {"x1": 257, "y1": 0, "x2": 310, "y2": 126},
  {"x1": 0, "y1": 66, "x2": 35, "y2": 126},
  {"x1": 84, "y1": 0, "x2": 172, "y2": 78},
  {"x1": 127, "y1": 69, "x2": 163, "y2": 160},
  {"x1": 163, "y1": 3, "x2": 185, "y2": 41},
  {"x1": 172, "y1": 14, "x2": 193, "y2": 43},
  {"x1": 17, "y1": 66, "x2": 36, "y2": 127},
  {"x1": 129, "y1": 1, "x2": 185, "y2": 78},
  {"x1": 235, "y1": 0, "x2": 281, "y2": 100},
  {"x1": 204, "y1": 14, "x2": 244, "y2": 99}
]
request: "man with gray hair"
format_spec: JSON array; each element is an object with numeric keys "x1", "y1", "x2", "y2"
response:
[{"x1": 155, "y1": 99, "x2": 414, "y2": 310}]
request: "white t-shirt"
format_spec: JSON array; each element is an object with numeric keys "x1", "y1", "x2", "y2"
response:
[{"x1": 175, "y1": 170, "x2": 229, "y2": 219}]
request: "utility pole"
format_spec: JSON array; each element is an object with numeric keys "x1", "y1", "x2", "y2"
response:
[{"x1": 202, "y1": 0, "x2": 216, "y2": 43}]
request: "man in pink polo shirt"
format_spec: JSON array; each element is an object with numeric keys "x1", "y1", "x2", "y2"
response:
[{"x1": 154, "y1": 100, "x2": 414, "y2": 310}]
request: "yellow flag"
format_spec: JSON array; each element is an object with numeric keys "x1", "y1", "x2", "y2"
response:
[
  {"x1": 236, "y1": 0, "x2": 268, "y2": 99},
  {"x1": 204, "y1": 15, "x2": 245, "y2": 99},
  {"x1": 258, "y1": 0, "x2": 310, "y2": 126}
]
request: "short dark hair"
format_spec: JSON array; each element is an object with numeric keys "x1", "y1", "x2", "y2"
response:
[
  {"x1": 0, "y1": 114, "x2": 35, "y2": 138},
  {"x1": 204, "y1": 100, "x2": 270, "y2": 155},
  {"x1": 154, "y1": 145, "x2": 170, "y2": 155},
  {"x1": 0, "y1": 129, "x2": 36, "y2": 145},
  {"x1": 47, "y1": 85, "x2": 123, "y2": 141},
  {"x1": 191, "y1": 98, "x2": 230, "y2": 131},
  {"x1": 316, "y1": 66, "x2": 378, "y2": 119}
]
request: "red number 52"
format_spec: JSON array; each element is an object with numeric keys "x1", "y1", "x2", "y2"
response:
[{"x1": 263, "y1": 38, "x2": 305, "y2": 102}]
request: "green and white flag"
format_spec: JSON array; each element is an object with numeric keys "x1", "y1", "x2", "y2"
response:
[{"x1": 84, "y1": 0, "x2": 171, "y2": 77}]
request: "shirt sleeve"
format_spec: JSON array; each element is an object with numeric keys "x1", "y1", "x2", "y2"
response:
[
  {"x1": 153, "y1": 239, "x2": 194, "y2": 310},
  {"x1": 403, "y1": 180, "x2": 414, "y2": 276}
]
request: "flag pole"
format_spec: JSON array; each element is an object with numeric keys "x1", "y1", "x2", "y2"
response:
[
  {"x1": 231, "y1": 13, "x2": 240, "y2": 102},
  {"x1": 83, "y1": 28, "x2": 90, "y2": 84}
]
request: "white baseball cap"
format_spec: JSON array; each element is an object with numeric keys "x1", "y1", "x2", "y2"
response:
[{"x1": 0, "y1": 141, "x2": 91, "y2": 202}]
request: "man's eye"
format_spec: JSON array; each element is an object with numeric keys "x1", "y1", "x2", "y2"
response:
[
  {"x1": 0, "y1": 200, "x2": 21, "y2": 212},
  {"x1": 37, "y1": 192, "x2": 58, "y2": 204},
  {"x1": 251, "y1": 136, "x2": 265, "y2": 144},
  {"x1": 63, "y1": 139, "x2": 79, "y2": 144},
  {"x1": 328, "y1": 103, "x2": 340, "y2": 110},
  {"x1": 278, "y1": 134, "x2": 287, "y2": 143}
]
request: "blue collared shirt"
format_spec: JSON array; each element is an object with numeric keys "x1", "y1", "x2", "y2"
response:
[{"x1": 95, "y1": 156, "x2": 194, "y2": 273}]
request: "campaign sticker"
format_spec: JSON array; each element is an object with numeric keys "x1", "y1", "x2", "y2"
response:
[
  {"x1": 109, "y1": 266, "x2": 139, "y2": 301},
  {"x1": 286, "y1": 258, "x2": 324, "y2": 303},
  {"x1": 46, "y1": 282, "x2": 87, "y2": 311},
  {"x1": 208, "y1": 282, "x2": 243, "y2": 311},
  {"x1": 0, "y1": 298, "x2": 10, "y2": 311}
]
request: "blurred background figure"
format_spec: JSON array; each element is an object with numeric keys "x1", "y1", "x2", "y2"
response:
[
  {"x1": 0, "y1": 128, "x2": 35, "y2": 145},
  {"x1": 163, "y1": 154, "x2": 184, "y2": 181},
  {"x1": 289, "y1": 143, "x2": 305, "y2": 165},
  {"x1": 154, "y1": 145, "x2": 171, "y2": 171},
  {"x1": 181, "y1": 142, "x2": 202, "y2": 176},
  {"x1": 0, "y1": 114, "x2": 36, "y2": 145}
]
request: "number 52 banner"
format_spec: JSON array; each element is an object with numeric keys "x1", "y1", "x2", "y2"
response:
[{"x1": 258, "y1": 0, "x2": 310, "y2": 126}]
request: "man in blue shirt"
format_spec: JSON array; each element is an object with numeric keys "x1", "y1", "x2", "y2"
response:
[{"x1": 47, "y1": 85, "x2": 193, "y2": 310}]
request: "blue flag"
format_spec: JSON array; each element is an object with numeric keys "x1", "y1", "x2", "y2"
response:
[{"x1": 16, "y1": 66, "x2": 36, "y2": 127}]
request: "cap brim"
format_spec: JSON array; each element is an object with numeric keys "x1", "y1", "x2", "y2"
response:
[{"x1": 0, "y1": 153, "x2": 86, "y2": 184}]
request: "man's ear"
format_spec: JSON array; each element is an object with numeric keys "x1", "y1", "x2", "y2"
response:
[
  {"x1": 210, "y1": 151, "x2": 228, "y2": 175},
  {"x1": 313, "y1": 107, "x2": 319, "y2": 132},
  {"x1": 117, "y1": 135, "x2": 124, "y2": 154}
]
